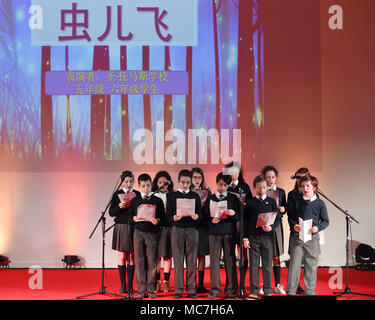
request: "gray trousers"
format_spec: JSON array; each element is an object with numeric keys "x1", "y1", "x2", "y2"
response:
[
  {"x1": 171, "y1": 226, "x2": 198, "y2": 295},
  {"x1": 249, "y1": 234, "x2": 273, "y2": 295},
  {"x1": 286, "y1": 232, "x2": 320, "y2": 295},
  {"x1": 134, "y1": 229, "x2": 158, "y2": 294},
  {"x1": 209, "y1": 234, "x2": 238, "y2": 296}
]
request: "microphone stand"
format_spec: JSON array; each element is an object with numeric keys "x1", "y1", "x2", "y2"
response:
[
  {"x1": 317, "y1": 189, "x2": 375, "y2": 298},
  {"x1": 76, "y1": 174, "x2": 127, "y2": 300}
]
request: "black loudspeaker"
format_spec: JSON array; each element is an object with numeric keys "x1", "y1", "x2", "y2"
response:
[{"x1": 62, "y1": 255, "x2": 80, "y2": 268}]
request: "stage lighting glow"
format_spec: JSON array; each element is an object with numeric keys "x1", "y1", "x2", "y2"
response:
[
  {"x1": 0, "y1": 176, "x2": 13, "y2": 254},
  {"x1": 52, "y1": 173, "x2": 90, "y2": 254}
]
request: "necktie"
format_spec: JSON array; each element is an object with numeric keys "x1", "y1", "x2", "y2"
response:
[
  {"x1": 230, "y1": 183, "x2": 236, "y2": 189},
  {"x1": 219, "y1": 194, "x2": 224, "y2": 200}
]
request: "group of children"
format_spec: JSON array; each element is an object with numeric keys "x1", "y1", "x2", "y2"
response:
[{"x1": 108, "y1": 162, "x2": 329, "y2": 299}]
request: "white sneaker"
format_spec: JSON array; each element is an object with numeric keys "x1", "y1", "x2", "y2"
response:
[
  {"x1": 259, "y1": 287, "x2": 264, "y2": 295},
  {"x1": 274, "y1": 284, "x2": 286, "y2": 295}
]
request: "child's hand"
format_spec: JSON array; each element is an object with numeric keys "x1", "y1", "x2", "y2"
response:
[
  {"x1": 244, "y1": 240, "x2": 251, "y2": 249},
  {"x1": 294, "y1": 224, "x2": 301, "y2": 232},
  {"x1": 174, "y1": 215, "x2": 182, "y2": 222},
  {"x1": 190, "y1": 214, "x2": 199, "y2": 221},
  {"x1": 150, "y1": 218, "x2": 159, "y2": 225},
  {"x1": 212, "y1": 217, "x2": 220, "y2": 224},
  {"x1": 119, "y1": 200, "x2": 128, "y2": 209},
  {"x1": 310, "y1": 226, "x2": 318, "y2": 234},
  {"x1": 279, "y1": 206, "x2": 285, "y2": 213},
  {"x1": 262, "y1": 225, "x2": 272, "y2": 232},
  {"x1": 225, "y1": 209, "x2": 235, "y2": 216},
  {"x1": 133, "y1": 216, "x2": 140, "y2": 222}
]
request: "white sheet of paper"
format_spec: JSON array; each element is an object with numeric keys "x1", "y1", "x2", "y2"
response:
[
  {"x1": 137, "y1": 204, "x2": 156, "y2": 221},
  {"x1": 319, "y1": 230, "x2": 325, "y2": 245},
  {"x1": 154, "y1": 192, "x2": 167, "y2": 211},
  {"x1": 176, "y1": 198, "x2": 195, "y2": 217},
  {"x1": 299, "y1": 217, "x2": 312, "y2": 243},
  {"x1": 256, "y1": 212, "x2": 277, "y2": 228},
  {"x1": 209, "y1": 200, "x2": 228, "y2": 218}
]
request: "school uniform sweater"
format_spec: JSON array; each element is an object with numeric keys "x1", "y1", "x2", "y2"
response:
[
  {"x1": 109, "y1": 189, "x2": 141, "y2": 224},
  {"x1": 129, "y1": 194, "x2": 165, "y2": 233},
  {"x1": 166, "y1": 190, "x2": 202, "y2": 228},
  {"x1": 204, "y1": 192, "x2": 240, "y2": 235},
  {"x1": 288, "y1": 196, "x2": 329, "y2": 234},
  {"x1": 244, "y1": 196, "x2": 280, "y2": 238}
]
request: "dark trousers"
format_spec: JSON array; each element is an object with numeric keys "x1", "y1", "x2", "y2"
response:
[
  {"x1": 249, "y1": 234, "x2": 273, "y2": 295},
  {"x1": 134, "y1": 229, "x2": 158, "y2": 294},
  {"x1": 209, "y1": 234, "x2": 238, "y2": 296},
  {"x1": 171, "y1": 226, "x2": 198, "y2": 295}
]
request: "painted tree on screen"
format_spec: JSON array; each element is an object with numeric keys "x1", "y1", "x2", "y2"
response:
[
  {"x1": 41, "y1": 46, "x2": 54, "y2": 160},
  {"x1": 236, "y1": 0, "x2": 264, "y2": 164},
  {"x1": 164, "y1": 46, "x2": 173, "y2": 136},
  {"x1": 120, "y1": 46, "x2": 131, "y2": 161},
  {"x1": 90, "y1": 46, "x2": 110, "y2": 160}
]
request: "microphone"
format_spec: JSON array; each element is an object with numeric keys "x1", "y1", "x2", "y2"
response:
[
  {"x1": 158, "y1": 180, "x2": 171, "y2": 192},
  {"x1": 290, "y1": 175, "x2": 302, "y2": 180}
]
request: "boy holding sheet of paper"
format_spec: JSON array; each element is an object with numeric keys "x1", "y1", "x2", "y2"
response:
[
  {"x1": 286, "y1": 175, "x2": 329, "y2": 295},
  {"x1": 243, "y1": 175, "x2": 280, "y2": 299},
  {"x1": 129, "y1": 174, "x2": 165, "y2": 299},
  {"x1": 166, "y1": 169, "x2": 202, "y2": 299},
  {"x1": 204, "y1": 173, "x2": 240, "y2": 299}
]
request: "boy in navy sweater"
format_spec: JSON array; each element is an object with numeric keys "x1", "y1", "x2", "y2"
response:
[
  {"x1": 166, "y1": 169, "x2": 202, "y2": 299},
  {"x1": 205, "y1": 173, "x2": 240, "y2": 299},
  {"x1": 130, "y1": 174, "x2": 165, "y2": 299},
  {"x1": 243, "y1": 175, "x2": 279, "y2": 299},
  {"x1": 286, "y1": 175, "x2": 329, "y2": 295}
]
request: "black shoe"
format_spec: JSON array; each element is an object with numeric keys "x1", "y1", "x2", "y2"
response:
[
  {"x1": 188, "y1": 293, "x2": 198, "y2": 299},
  {"x1": 225, "y1": 293, "x2": 237, "y2": 299},
  {"x1": 120, "y1": 287, "x2": 127, "y2": 294},
  {"x1": 296, "y1": 285, "x2": 306, "y2": 294},
  {"x1": 208, "y1": 293, "x2": 220, "y2": 299},
  {"x1": 197, "y1": 286, "x2": 209, "y2": 294},
  {"x1": 127, "y1": 290, "x2": 134, "y2": 299},
  {"x1": 238, "y1": 288, "x2": 246, "y2": 298},
  {"x1": 148, "y1": 292, "x2": 157, "y2": 299},
  {"x1": 174, "y1": 293, "x2": 182, "y2": 299}
]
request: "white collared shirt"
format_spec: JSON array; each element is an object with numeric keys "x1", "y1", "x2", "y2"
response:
[
  {"x1": 268, "y1": 185, "x2": 277, "y2": 191},
  {"x1": 178, "y1": 189, "x2": 190, "y2": 194},
  {"x1": 123, "y1": 188, "x2": 134, "y2": 193},
  {"x1": 303, "y1": 194, "x2": 317, "y2": 202},
  {"x1": 255, "y1": 194, "x2": 267, "y2": 201},
  {"x1": 141, "y1": 192, "x2": 153, "y2": 199},
  {"x1": 231, "y1": 180, "x2": 239, "y2": 188},
  {"x1": 215, "y1": 191, "x2": 228, "y2": 199}
]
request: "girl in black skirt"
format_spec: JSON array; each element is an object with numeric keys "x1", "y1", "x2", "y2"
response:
[
  {"x1": 224, "y1": 161, "x2": 252, "y2": 297},
  {"x1": 191, "y1": 167, "x2": 210, "y2": 293},
  {"x1": 109, "y1": 171, "x2": 140, "y2": 296},
  {"x1": 262, "y1": 165, "x2": 287, "y2": 295},
  {"x1": 152, "y1": 171, "x2": 174, "y2": 293}
]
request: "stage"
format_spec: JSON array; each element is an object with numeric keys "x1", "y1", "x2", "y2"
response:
[{"x1": 1, "y1": 267, "x2": 374, "y2": 300}]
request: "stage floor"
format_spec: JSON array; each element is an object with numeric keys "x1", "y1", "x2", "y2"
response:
[{"x1": 1, "y1": 267, "x2": 374, "y2": 300}]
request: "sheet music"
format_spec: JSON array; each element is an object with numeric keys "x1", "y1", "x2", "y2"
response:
[
  {"x1": 256, "y1": 211, "x2": 277, "y2": 228},
  {"x1": 176, "y1": 198, "x2": 196, "y2": 217},
  {"x1": 118, "y1": 192, "x2": 136, "y2": 206},
  {"x1": 299, "y1": 217, "x2": 312, "y2": 243},
  {"x1": 209, "y1": 200, "x2": 228, "y2": 218},
  {"x1": 137, "y1": 204, "x2": 156, "y2": 221}
]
